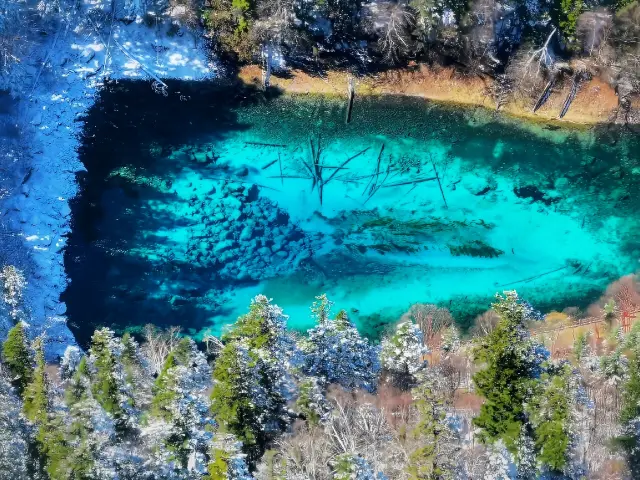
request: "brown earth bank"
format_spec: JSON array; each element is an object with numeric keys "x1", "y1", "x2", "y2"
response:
[{"x1": 239, "y1": 64, "x2": 640, "y2": 126}]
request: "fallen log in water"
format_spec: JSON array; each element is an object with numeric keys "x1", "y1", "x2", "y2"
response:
[
  {"x1": 346, "y1": 76, "x2": 355, "y2": 123},
  {"x1": 432, "y1": 161, "x2": 448, "y2": 209},
  {"x1": 245, "y1": 142, "x2": 287, "y2": 148},
  {"x1": 323, "y1": 147, "x2": 370, "y2": 187},
  {"x1": 496, "y1": 265, "x2": 570, "y2": 287},
  {"x1": 261, "y1": 159, "x2": 278, "y2": 170}
]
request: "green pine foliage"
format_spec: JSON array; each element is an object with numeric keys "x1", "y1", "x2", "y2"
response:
[
  {"x1": 22, "y1": 338, "x2": 49, "y2": 424},
  {"x1": 408, "y1": 380, "x2": 458, "y2": 479},
  {"x1": 472, "y1": 291, "x2": 543, "y2": 453},
  {"x1": 617, "y1": 349, "x2": 640, "y2": 476},
  {"x1": 211, "y1": 341, "x2": 263, "y2": 461},
  {"x1": 151, "y1": 351, "x2": 179, "y2": 422},
  {"x1": 21, "y1": 339, "x2": 76, "y2": 479},
  {"x1": 63, "y1": 356, "x2": 98, "y2": 479},
  {"x1": 206, "y1": 448, "x2": 231, "y2": 479},
  {"x1": 36, "y1": 414, "x2": 74, "y2": 480},
  {"x1": 89, "y1": 328, "x2": 123, "y2": 420},
  {"x1": 2, "y1": 322, "x2": 33, "y2": 396},
  {"x1": 211, "y1": 295, "x2": 289, "y2": 466},
  {"x1": 573, "y1": 331, "x2": 590, "y2": 363},
  {"x1": 555, "y1": 0, "x2": 584, "y2": 39},
  {"x1": 120, "y1": 332, "x2": 139, "y2": 385},
  {"x1": 527, "y1": 364, "x2": 573, "y2": 472}
]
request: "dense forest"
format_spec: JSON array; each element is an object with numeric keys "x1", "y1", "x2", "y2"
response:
[
  {"x1": 2, "y1": 263, "x2": 640, "y2": 479},
  {"x1": 1, "y1": 0, "x2": 640, "y2": 110}
]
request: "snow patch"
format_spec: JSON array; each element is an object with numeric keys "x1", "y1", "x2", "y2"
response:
[{"x1": 1, "y1": 0, "x2": 214, "y2": 358}]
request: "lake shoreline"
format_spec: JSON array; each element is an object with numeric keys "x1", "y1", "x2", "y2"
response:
[{"x1": 239, "y1": 64, "x2": 640, "y2": 127}]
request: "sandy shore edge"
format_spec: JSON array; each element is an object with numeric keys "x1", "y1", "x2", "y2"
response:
[{"x1": 239, "y1": 64, "x2": 639, "y2": 126}]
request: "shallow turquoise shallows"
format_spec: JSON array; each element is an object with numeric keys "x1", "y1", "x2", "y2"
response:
[{"x1": 64, "y1": 80, "x2": 640, "y2": 345}]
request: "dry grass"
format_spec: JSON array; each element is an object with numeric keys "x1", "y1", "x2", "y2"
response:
[{"x1": 239, "y1": 64, "x2": 628, "y2": 125}]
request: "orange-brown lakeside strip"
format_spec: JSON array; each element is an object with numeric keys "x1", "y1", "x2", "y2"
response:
[{"x1": 239, "y1": 64, "x2": 639, "y2": 126}]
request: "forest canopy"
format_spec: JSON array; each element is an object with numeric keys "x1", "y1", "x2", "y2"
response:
[{"x1": 2, "y1": 272, "x2": 640, "y2": 479}]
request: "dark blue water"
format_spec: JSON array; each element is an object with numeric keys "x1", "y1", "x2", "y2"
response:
[{"x1": 64, "y1": 80, "x2": 640, "y2": 346}]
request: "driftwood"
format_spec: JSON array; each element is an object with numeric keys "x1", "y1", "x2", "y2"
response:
[
  {"x1": 267, "y1": 175, "x2": 311, "y2": 180},
  {"x1": 381, "y1": 176, "x2": 437, "y2": 188},
  {"x1": 432, "y1": 161, "x2": 448, "y2": 209},
  {"x1": 322, "y1": 147, "x2": 370, "y2": 188},
  {"x1": 496, "y1": 265, "x2": 570, "y2": 288},
  {"x1": 334, "y1": 167, "x2": 402, "y2": 182},
  {"x1": 346, "y1": 76, "x2": 356, "y2": 123},
  {"x1": 363, "y1": 144, "x2": 385, "y2": 196},
  {"x1": 559, "y1": 73, "x2": 587, "y2": 118},
  {"x1": 245, "y1": 141, "x2": 287, "y2": 148},
  {"x1": 261, "y1": 159, "x2": 278, "y2": 170},
  {"x1": 533, "y1": 79, "x2": 556, "y2": 113}
]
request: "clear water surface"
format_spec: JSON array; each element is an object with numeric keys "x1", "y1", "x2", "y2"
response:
[{"x1": 63, "y1": 80, "x2": 640, "y2": 345}]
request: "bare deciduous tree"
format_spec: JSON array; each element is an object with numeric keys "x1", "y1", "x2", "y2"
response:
[
  {"x1": 140, "y1": 324, "x2": 181, "y2": 375},
  {"x1": 365, "y1": 1, "x2": 415, "y2": 64},
  {"x1": 577, "y1": 9, "x2": 613, "y2": 59},
  {"x1": 270, "y1": 388, "x2": 409, "y2": 479},
  {"x1": 470, "y1": 308, "x2": 500, "y2": 338},
  {"x1": 403, "y1": 303, "x2": 452, "y2": 350},
  {"x1": 505, "y1": 28, "x2": 558, "y2": 100}
]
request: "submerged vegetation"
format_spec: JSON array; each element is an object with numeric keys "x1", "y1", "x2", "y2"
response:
[{"x1": 3, "y1": 265, "x2": 640, "y2": 478}]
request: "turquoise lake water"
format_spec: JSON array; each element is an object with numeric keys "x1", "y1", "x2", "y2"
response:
[{"x1": 63, "y1": 80, "x2": 640, "y2": 345}]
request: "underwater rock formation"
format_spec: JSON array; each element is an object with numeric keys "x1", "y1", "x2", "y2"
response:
[{"x1": 180, "y1": 181, "x2": 314, "y2": 281}]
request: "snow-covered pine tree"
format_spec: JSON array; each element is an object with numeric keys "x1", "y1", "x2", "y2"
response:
[
  {"x1": 59, "y1": 345, "x2": 82, "y2": 381},
  {"x1": 300, "y1": 295, "x2": 380, "y2": 392},
  {"x1": 380, "y1": 320, "x2": 427, "y2": 390},
  {"x1": 22, "y1": 338, "x2": 77, "y2": 480},
  {"x1": 617, "y1": 345, "x2": 640, "y2": 477},
  {"x1": 472, "y1": 291, "x2": 549, "y2": 454},
  {"x1": 147, "y1": 337, "x2": 214, "y2": 474},
  {"x1": 295, "y1": 376, "x2": 331, "y2": 425},
  {"x1": 61, "y1": 355, "x2": 116, "y2": 479},
  {"x1": 408, "y1": 373, "x2": 460, "y2": 479},
  {"x1": 22, "y1": 337, "x2": 49, "y2": 424},
  {"x1": 206, "y1": 434, "x2": 254, "y2": 480},
  {"x1": 88, "y1": 328, "x2": 136, "y2": 432},
  {"x1": 526, "y1": 362, "x2": 578, "y2": 476},
  {"x1": 2, "y1": 321, "x2": 33, "y2": 395},
  {"x1": 0, "y1": 265, "x2": 26, "y2": 319},
  {"x1": 211, "y1": 295, "x2": 292, "y2": 466},
  {"x1": 0, "y1": 363, "x2": 30, "y2": 479}
]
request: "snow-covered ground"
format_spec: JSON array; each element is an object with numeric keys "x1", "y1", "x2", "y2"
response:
[{"x1": 2, "y1": 0, "x2": 214, "y2": 358}]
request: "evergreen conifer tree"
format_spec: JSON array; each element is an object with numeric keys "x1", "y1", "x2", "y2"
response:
[
  {"x1": 2, "y1": 321, "x2": 33, "y2": 396},
  {"x1": 380, "y1": 320, "x2": 426, "y2": 390},
  {"x1": 211, "y1": 295, "x2": 291, "y2": 466},
  {"x1": 472, "y1": 291, "x2": 548, "y2": 454},
  {"x1": 526, "y1": 363, "x2": 574, "y2": 473},
  {"x1": 89, "y1": 328, "x2": 125, "y2": 425},
  {"x1": 22, "y1": 339, "x2": 75, "y2": 479},
  {"x1": 151, "y1": 351, "x2": 179, "y2": 422},
  {"x1": 63, "y1": 356, "x2": 101, "y2": 479},
  {"x1": 408, "y1": 377, "x2": 459, "y2": 479},
  {"x1": 206, "y1": 435, "x2": 253, "y2": 480},
  {"x1": 617, "y1": 348, "x2": 640, "y2": 477},
  {"x1": 301, "y1": 297, "x2": 380, "y2": 392},
  {"x1": 22, "y1": 338, "x2": 49, "y2": 424}
]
